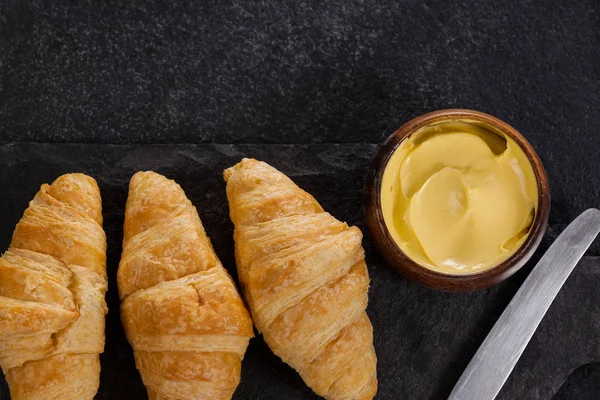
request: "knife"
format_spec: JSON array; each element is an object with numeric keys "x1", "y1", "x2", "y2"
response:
[{"x1": 449, "y1": 208, "x2": 600, "y2": 400}]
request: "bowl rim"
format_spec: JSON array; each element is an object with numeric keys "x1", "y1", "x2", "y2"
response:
[{"x1": 364, "y1": 108, "x2": 551, "y2": 291}]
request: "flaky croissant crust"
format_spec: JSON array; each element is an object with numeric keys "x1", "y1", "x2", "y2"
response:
[
  {"x1": 0, "y1": 173, "x2": 108, "y2": 400},
  {"x1": 118, "y1": 171, "x2": 253, "y2": 400},
  {"x1": 224, "y1": 159, "x2": 377, "y2": 400}
]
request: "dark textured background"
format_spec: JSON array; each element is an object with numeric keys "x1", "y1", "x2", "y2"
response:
[{"x1": 0, "y1": 0, "x2": 599, "y2": 399}]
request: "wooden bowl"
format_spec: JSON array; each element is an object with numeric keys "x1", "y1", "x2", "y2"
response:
[{"x1": 364, "y1": 109, "x2": 550, "y2": 291}]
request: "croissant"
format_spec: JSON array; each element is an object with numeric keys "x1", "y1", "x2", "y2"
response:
[
  {"x1": 0, "y1": 173, "x2": 108, "y2": 400},
  {"x1": 223, "y1": 158, "x2": 378, "y2": 399},
  {"x1": 118, "y1": 171, "x2": 253, "y2": 400}
]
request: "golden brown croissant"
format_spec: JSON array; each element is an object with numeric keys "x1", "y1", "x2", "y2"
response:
[
  {"x1": 118, "y1": 171, "x2": 253, "y2": 400},
  {"x1": 223, "y1": 158, "x2": 378, "y2": 400},
  {"x1": 0, "y1": 173, "x2": 108, "y2": 400}
]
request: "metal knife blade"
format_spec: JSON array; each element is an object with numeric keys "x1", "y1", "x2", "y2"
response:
[{"x1": 449, "y1": 208, "x2": 600, "y2": 400}]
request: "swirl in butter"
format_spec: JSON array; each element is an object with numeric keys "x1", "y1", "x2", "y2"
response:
[{"x1": 380, "y1": 120, "x2": 538, "y2": 274}]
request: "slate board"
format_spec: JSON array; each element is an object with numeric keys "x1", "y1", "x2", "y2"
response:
[{"x1": 0, "y1": 143, "x2": 598, "y2": 400}]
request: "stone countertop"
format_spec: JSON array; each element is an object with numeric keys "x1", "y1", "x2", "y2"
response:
[
  {"x1": 1, "y1": 1, "x2": 599, "y2": 148},
  {"x1": 0, "y1": 1, "x2": 599, "y2": 399}
]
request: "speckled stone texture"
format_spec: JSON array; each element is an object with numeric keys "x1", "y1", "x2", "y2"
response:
[
  {"x1": 0, "y1": 1, "x2": 599, "y2": 399},
  {"x1": 0, "y1": 1, "x2": 599, "y2": 147}
]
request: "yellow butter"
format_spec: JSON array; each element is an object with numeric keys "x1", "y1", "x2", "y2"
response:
[{"x1": 380, "y1": 120, "x2": 538, "y2": 274}]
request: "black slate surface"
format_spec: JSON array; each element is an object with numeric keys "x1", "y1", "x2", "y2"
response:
[
  {"x1": 1, "y1": 1, "x2": 599, "y2": 148},
  {"x1": 0, "y1": 143, "x2": 598, "y2": 400}
]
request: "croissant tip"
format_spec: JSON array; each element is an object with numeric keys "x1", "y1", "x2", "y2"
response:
[
  {"x1": 50, "y1": 173, "x2": 98, "y2": 189},
  {"x1": 223, "y1": 167, "x2": 234, "y2": 182},
  {"x1": 223, "y1": 158, "x2": 258, "y2": 182},
  {"x1": 129, "y1": 171, "x2": 171, "y2": 189},
  {"x1": 131, "y1": 170, "x2": 157, "y2": 180}
]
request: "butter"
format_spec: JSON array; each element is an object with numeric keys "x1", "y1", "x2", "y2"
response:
[{"x1": 380, "y1": 120, "x2": 538, "y2": 274}]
